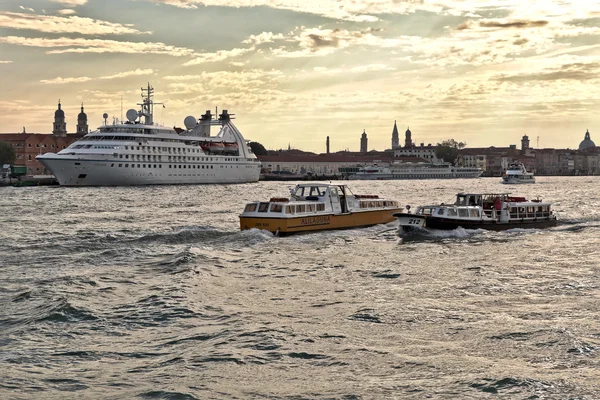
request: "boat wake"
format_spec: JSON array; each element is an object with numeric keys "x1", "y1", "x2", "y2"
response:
[{"x1": 399, "y1": 226, "x2": 485, "y2": 242}]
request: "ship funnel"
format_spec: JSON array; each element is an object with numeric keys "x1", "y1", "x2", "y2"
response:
[{"x1": 199, "y1": 110, "x2": 212, "y2": 137}]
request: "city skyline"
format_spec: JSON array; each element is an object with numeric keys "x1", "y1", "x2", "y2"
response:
[{"x1": 1, "y1": 1, "x2": 599, "y2": 153}]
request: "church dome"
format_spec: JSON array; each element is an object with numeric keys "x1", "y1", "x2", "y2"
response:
[
  {"x1": 54, "y1": 101, "x2": 64, "y2": 118},
  {"x1": 405, "y1": 127, "x2": 411, "y2": 134},
  {"x1": 78, "y1": 104, "x2": 87, "y2": 120},
  {"x1": 579, "y1": 129, "x2": 595, "y2": 150}
]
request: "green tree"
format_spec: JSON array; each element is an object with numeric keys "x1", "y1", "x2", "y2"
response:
[
  {"x1": 249, "y1": 141, "x2": 268, "y2": 156},
  {"x1": 0, "y1": 141, "x2": 16, "y2": 165},
  {"x1": 435, "y1": 139, "x2": 466, "y2": 164}
]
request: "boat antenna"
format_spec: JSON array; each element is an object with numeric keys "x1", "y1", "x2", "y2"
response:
[{"x1": 120, "y1": 94, "x2": 123, "y2": 123}]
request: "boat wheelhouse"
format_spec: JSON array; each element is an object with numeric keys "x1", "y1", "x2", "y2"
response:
[
  {"x1": 349, "y1": 162, "x2": 483, "y2": 180},
  {"x1": 37, "y1": 84, "x2": 261, "y2": 186},
  {"x1": 501, "y1": 161, "x2": 535, "y2": 184},
  {"x1": 240, "y1": 183, "x2": 403, "y2": 235},
  {"x1": 395, "y1": 192, "x2": 556, "y2": 232}
]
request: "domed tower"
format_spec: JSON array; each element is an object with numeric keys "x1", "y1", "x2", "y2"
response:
[
  {"x1": 360, "y1": 129, "x2": 368, "y2": 153},
  {"x1": 405, "y1": 126, "x2": 412, "y2": 148},
  {"x1": 391, "y1": 120, "x2": 399, "y2": 149},
  {"x1": 76, "y1": 103, "x2": 88, "y2": 135},
  {"x1": 579, "y1": 129, "x2": 595, "y2": 151},
  {"x1": 52, "y1": 100, "x2": 67, "y2": 136}
]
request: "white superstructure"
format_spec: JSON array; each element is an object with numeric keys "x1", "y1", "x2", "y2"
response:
[
  {"x1": 501, "y1": 162, "x2": 535, "y2": 184},
  {"x1": 348, "y1": 162, "x2": 483, "y2": 180},
  {"x1": 37, "y1": 84, "x2": 261, "y2": 186}
]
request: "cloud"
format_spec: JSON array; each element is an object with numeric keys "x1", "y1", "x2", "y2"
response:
[
  {"x1": 0, "y1": 60, "x2": 13, "y2": 64},
  {"x1": 50, "y1": 0, "x2": 88, "y2": 5},
  {"x1": 57, "y1": 9, "x2": 77, "y2": 15},
  {"x1": 40, "y1": 68, "x2": 155, "y2": 84},
  {"x1": 271, "y1": 27, "x2": 404, "y2": 58},
  {"x1": 19, "y1": 6, "x2": 35, "y2": 12},
  {"x1": 183, "y1": 47, "x2": 255, "y2": 66},
  {"x1": 350, "y1": 64, "x2": 396, "y2": 73},
  {"x1": 0, "y1": 36, "x2": 194, "y2": 56},
  {"x1": 493, "y1": 62, "x2": 600, "y2": 82},
  {"x1": 0, "y1": 12, "x2": 148, "y2": 35},
  {"x1": 457, "y1": 19, "x2": 549, "y2": 30},
  {"x1": 242, "y1": 32, "x2": 285, "y2": 45}
]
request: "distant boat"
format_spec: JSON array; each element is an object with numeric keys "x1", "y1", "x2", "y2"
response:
[
  {"x1": 501, "y1": 161, "x2": 535, "y2": 184},
  {"x1": 348, "y1": 162, "x2": 483, "y2": 180}
]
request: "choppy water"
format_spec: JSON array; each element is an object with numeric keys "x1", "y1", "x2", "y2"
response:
[{"x1": 1, "y1": 177, "x2": 600, "y2": 399}]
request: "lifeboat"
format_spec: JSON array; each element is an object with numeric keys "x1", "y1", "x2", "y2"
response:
[
  {"x1": 209, "y1": 142, "x2": 225, "y2": 153},
  {"x1": 200, "y1": 142, "x2": 211, "y2": 152},
  {"x1": 223, "y1": 142, "x2": 239, "y2": 153}
]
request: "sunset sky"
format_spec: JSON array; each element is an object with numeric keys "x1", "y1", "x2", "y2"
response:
[{"x1": 1, "y1": 0, "x2": 599, "y2": 152}]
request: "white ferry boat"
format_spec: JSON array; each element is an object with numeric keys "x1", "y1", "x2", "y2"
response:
[
  {"x1": 501, "y1": 161, "x2": 535, "y2": 184},
  {"x1": 348, "y1": 162, "x2": 483, "y2": 180},
  {"x1": 37, "y1": 84, "x2": 261, "y2": 186},
  {"x1": 395, "y1": 192, "x2": 556, "y2": 232},
  {"x1": 240, "y1": 183, "x2": 403, "y2": 235}
]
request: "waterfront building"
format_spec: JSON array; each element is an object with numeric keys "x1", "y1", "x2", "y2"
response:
[{"x1": 258, "y1": 153, "x2": 425, "y2": 177}]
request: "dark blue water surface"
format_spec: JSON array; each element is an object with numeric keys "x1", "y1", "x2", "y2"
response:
[{"x1": 1, "y1": 177, "x2": 599, "y2": 399}]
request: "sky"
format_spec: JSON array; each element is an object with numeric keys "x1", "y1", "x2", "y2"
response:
[{"x1": 0, "y1": 0, "x2": 599, "y2": 153}]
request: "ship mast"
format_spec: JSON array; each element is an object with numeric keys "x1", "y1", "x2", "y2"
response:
[{"x1": 137, "y1": 83, "x2": 163, "y2": 125}]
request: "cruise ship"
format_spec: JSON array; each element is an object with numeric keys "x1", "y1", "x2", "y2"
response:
[
  {"x1": 37, "y1": 84, "x2": 261, "y2": 186},
  {"x1": 348, "y1": 162, "x2": 483, "y2": 180}
]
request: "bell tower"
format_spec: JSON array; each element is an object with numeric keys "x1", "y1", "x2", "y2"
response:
[{"x1": 52, "y1": 100, "x2": 67, "y2": 136}]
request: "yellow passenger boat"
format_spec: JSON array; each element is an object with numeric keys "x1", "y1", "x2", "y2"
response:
[{"x1": 239, "y1": 183, "x2": 403, "y2": 235}]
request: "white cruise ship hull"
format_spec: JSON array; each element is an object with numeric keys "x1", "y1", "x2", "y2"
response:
[{"x1": 38, "y1": 155, "x2": 260, "y2": 186}]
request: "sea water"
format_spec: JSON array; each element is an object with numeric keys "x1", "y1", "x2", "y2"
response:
[{"x1": 1, "y1": 177, "x2": 599, "y2": 399}]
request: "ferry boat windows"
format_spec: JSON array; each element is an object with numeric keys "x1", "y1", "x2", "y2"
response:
[
  {"x1": 258, "y1": 202, "x2": 269, "y2": 212},
  {"x1": 437, "y1": 208, "x2": 445, "y2": 215},
  {"x1": 469, "y1": 209, "x2": 480, "y2": 218},
  {"x1": 447, "y1": 208, "x2": 458, "y2": 217},
  {"x1": 285, "y1": 205, "x2": 295, "y2": 214},
  {"x1": 296, "y1": 205, "x2": 306, "y2": 213},
  {"x1": 244, "y1": 204, "x2": 257, "y2": 212},
  {"x1": 458, "y1": 209, "x2": 469, "y2": 218},
  {"x1": 270, "y1": 204, "x2": 283, "y2": 213}
]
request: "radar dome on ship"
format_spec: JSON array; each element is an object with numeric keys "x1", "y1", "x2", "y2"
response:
[
  {"x1": 184, "y1": 116, "x2": 197, "y2": 130},
  {"x1": 126, "y1": 109, "x2": 138, "y2": 122}
]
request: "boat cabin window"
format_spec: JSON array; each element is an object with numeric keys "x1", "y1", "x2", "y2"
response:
[
  {"x1": 270, "y1": 204, "x2": 283, "y2": 213},
  {"x1": 244, "y1": 203, "x2": 257, "y2": 212},
  {"x1": 296, "y1": 204, "x2": 306, "y2": 213},
  {"x1": 419, "y1": 207, "x2": 434, "y2": 216},
  {"x1": 306, "y1": 204, "x2": 315, "y2": 212},
  {"x1": 469, "y1": 209, "x2": 480, "y2": 217},
  {"x1": 286, "y1": 205, "x2": 295, "y2": 214},
  {"x1": 456, "y1": 195, "x2": 467, "y2": 206},
  {"x1": 292, "y1": 186, "x2": 326, "y2": 198},
  {"x1": 458, "y1": 209, "x2": 469, "y2": 218},
  {"x1": 447, "y1": 208, "x2": 458, "y2": 217},
  {"x1": 258, "y1": 202, "x2": 269, "y2": 212},
  {"x1": 437, "y1": 208, "x2": 445, "y2": 215}
]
